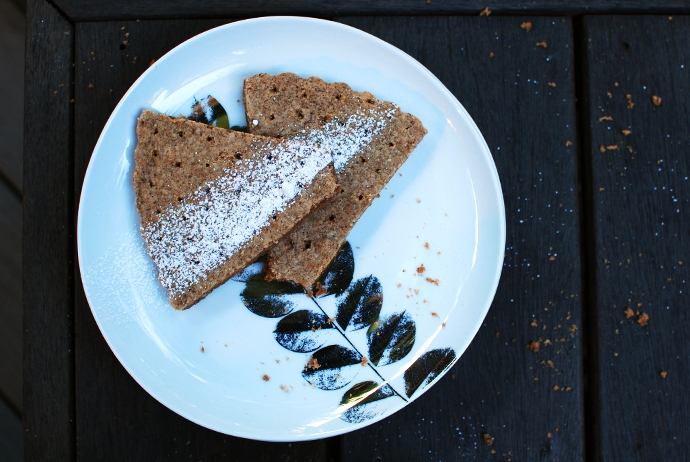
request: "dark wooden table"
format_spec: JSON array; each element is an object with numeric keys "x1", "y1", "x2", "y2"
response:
[{"x1": 24, "y1": 1, "x2": 690, "y2": 460}]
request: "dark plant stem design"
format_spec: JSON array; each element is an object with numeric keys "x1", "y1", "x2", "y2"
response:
[{"x1": 310, "y1": 297, "x2": 408, "y2": 403}]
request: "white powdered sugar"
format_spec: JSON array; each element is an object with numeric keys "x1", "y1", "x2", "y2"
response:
[
  {"x1": 143, "y1": 140, "x2": 332, "y2": 298},
  {"x1": 294, "y1": 107, "x2": 397, "y2": 173}
]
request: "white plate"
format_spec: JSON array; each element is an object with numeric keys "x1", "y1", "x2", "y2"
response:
[{"x1": 77, "y1": 17, "x2": 505, "y2": 442}]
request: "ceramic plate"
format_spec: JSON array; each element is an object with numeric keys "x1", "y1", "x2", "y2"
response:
[{"x1": 77, "y1": 17, "x2": 505, "y2": 442}]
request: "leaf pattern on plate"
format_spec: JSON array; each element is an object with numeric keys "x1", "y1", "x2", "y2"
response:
[
  {"x1": 313, "y1": 242, "x2": 354, "y2": 297},
  {"x1": 335, "y1": 275, "x2": 383, "y2": 332},
  {"x1": 273, "y1": 310, "x2": 334, "y2": 353},
  {"x1": 188, "y1": 95, "x2": 229, "y2": 129},
  {"x1": 240, "y1": 273, "x2": 304, "y2": 318},
  {"x1": 404, "y1": 348, "x2": 456, "y2": 398},
  {"x1": 302, "y1": 344, "x2": 363, "y2": 390},
  {"x1": 367, "y1": 311, "x2": 416, "y2": 366},
  {"x1": 339, "y1": 381, "x2": 396, "y2": 423}
]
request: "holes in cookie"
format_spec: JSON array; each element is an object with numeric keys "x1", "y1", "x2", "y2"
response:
[
  {"x1": 207, "y1": 136, "x2": 214, "y2": 142},
  {"x1": 272, "y1": 214, "x2": 277, "y2": 221},
  {"x1": 375, "y1": 168, "x2": 382, "y2": 174},
  {"x1": 329, "y1": 215, "x2": 335, "y2": 221},
  {"x1": 177, "y1": 196, "x2": 183, "y2": 202},
  {"x1": 152, "y1": 150, "x2": 159, "y2": 157},
  {"x1": 302, "y1": 92, "x2": 307, "y2": 98},
  {"x1": 297, "y1": 110, "x2": 304, "y2": 119},
  {"x1": 335, "y1": 94, "x2": 342, "y2": 100},
  {"x1": 271, "y1": 85, "x2": 278, "y2": 92},
  {"x1": 269, "y1": 114, "x2": 275, "y2": 120},
  {"x1": 235, "y1": 152, "x2": 242, "y2": 160},
  {"x1": 366, "y1": 98, "x2": 375, "y2": 104},
  {"x1": 358, "y1": 195, "x2": 364, "y2": 200},
  {"x1": 178, "y1": 131, "x2": 184, "y2": 137},
  {"x1": 205, "y1": 163, "x2": 210, "y2": 167},
  {"x1": 389, "y1": 142, "x2": 395, "y2": 147},
  {"x1": 175, "y1": 161, "x2": 181, "y2": 167},
  {"x1": 149, "y1": 180, "x2": 154, "y2": 187},
  {"x1": 304, "y1": 240, "x2": 312, "y2": 250},
  {"x1": 153, "y1": 128, "x2": 158, "y2": 135},
  {"x1": 359, "y1": 156, "x2": 366, "y2": 163}
]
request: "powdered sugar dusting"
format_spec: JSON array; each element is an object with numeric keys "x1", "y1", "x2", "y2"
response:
[
  {"x1": 294, "y1": 107, "x2": 397, "y2": 173},
  {"x1": 143, "y1": 140, "x2": 332, "y2": 298}
]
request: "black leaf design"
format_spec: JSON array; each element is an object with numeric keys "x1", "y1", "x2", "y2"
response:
[
  {"x1": 273, "y1": 310, "x2": 334, "y2": 353},
  {"x1": 240, "y1": 273, "x2": 304, "y2": 318},
  {"x1": 188, "y1": 95, "x2": 229, "y2": 128},
  {"x1": 302, "y1": 345, "x2": 363, "y2": 390},
  {"x1": 367, "y1": 311, "x2": 416, "y2": 366},
  {"x1": 314, "y1": 242, "x2": 354, "y2": 297},
  {"x1": 336, "y1": 275, "x2": 383, "y2": 331},
  {"x1": 404, "y1": 348, "x2": 456, "y2": 398},
  {"x1": 339, "y1": 381, "x2": 396, "y2": 424}
]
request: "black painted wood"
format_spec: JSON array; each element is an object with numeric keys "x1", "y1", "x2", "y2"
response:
[
  {"x1": 0, "y1": 395, "x2": 22, "y2": 462},
  {"x1": 23, "y1": 0, "x2": 75, "y2": 460},
  {"x1": 583, "y1": 15, "x2": 690, "y2": 461},
  {"x1": 52, "y1": 0, "x2": 690, "y2": 22},
  {"x1": 73, "y1": 20, "x2": 327, "y2": 461},
  {"x1": 336, "y1": 16, "x2": 583, "y2": 461},
  {"x1": 0, "y1": 179, "x2": 22, "y2": 413}
]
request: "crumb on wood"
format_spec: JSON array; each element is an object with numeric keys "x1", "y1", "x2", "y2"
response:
[
  {"x1": 599, "y1": 145, "x2": 606, "y2": 153},
  {"x1": 480, "y1": 7, "x2": 491, "y2": 16},
  {"x1": 651, "y1": 95, "x2": 662, "y2": 106},
  {"x1": 536, "y1": 41, "x2": 548, "y2": 48},
  {"x1": 624, "y1": 307, "x2": 634, "y2": 318},
  {"x1": 598, "y1": 116, "x2": 613, "y2": 122},
  {"x1": 530, "y1": 319, "x2": 538, "y2": 327},
  {"x1": 417, "y1": 264, "x2": 426, "y2": 274},
  {"x1": 549, "y1": 256, "x2": 556, "y2": 261},
  {"x1": 626, "y1": 146, "x2": 634, "y2": 153},
  {"x1": 426, "y1": 277, "x2": 440, "y2": 286},
  {"x1": 621, "y1": 129, "x2": 632, "y2": 136},
  {"x1": 553, "y1": 385, "x2": 560, "y2": 391},
  {"x1": 528, "y1": 340, "x2": 541, "y2": 352},
  {"x1": 626, "y1": 94, "x2": 635, "y2": 109},
  {"x1": 548, "y1": 82, "x2": 556, "y2": 87},
  {"x1": 660, "y1": 370, "x2": 668, "y2": 378},
  {"x1": 482, "y1": 432, "x2": 494, "y2": 446},
  {"x1": 262, "y1": 374, "x2": 270, "y2": 382},
  {"x1": 521, "y1": 21, "x2": 532, "y2": 31},
  {"x1": 565, "y1": 140, "x2": 572, "y2": 147},
  {"x1": 489, "y1": 51, "x2": 494, "y2": 58},
  {"x1": 637, "y1": 312, "x2": 649, "y2": 326},
  {"x1": 88, "y1": 83, "x2": 94, "y2": 89}
]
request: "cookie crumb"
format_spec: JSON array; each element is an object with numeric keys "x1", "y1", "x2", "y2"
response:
[
  {"x1": 360, "y1": 357, "x2": 369, "y2": 367},
  {"x1": 548, "y1": 82, "x2": 556, "y2": 87},
  {"x1": 536, "y1": 41, "x2": 548, "y2": 48},
  {"x1": 651, "y1": 95, "x2": 662, "y2": 106},
  {"x1": 307, "y1": 358, "x2": 321, "y2": 370},
  {"x1": 565, "y1": 140, "x2": 572, "y2": 147},
  {"x1": 624, "y1": 307, "x2": 634, "y2": 318},
  {"x1": 626, "y1": 94, "x2": 635, "y2": 109},
  {"x1": 424, "y1": 242, "x2": 430, "y2": 249},
  {"x1": 417, "y1": 264, "x2": 426, "y2": 274},
  {"x1": 262, "y1": 374, "x2": 270, "y2": 382},
  {"x1": 598, "y1": 116, "x2": 613, "y2": 122},
  {"x1": 431, "y1": 312, "x2": 439, "y2": 318},
  {"x1": 660, "y1": 370, "x2": 668, "y2": 378},
  {"x1": 637, "y1": 312, "x2": 649, "y2": 326},
  {"x1": 489, "y1": 51, "x2": 495, "y2": 58},
  {"x1": 483, "y1": 432, "x2": 494, "y2": 446},
  {"x1": 480, "y1": 7, "x2": 491, "y2": 16},
  {"x1": 528, "y1": 340, "x2": 541, "y2": 352},
  {"x1": 200, "y1": 346, "x2": 205, "y2": 353},
  {"x1": 521, "y1": 21, "x2": 532, "y2": 31},
  {"x1": 621, "y1": 129, "x2": 632, "y2": 136},
  {"x1": 425, "y1": 277, "x2": 440, "y2": 286},
  {"x1": 599, "y1": 145, "x2": 606, "y2": 153}
]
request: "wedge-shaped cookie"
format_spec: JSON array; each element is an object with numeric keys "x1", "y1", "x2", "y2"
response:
[
  {"x1": 244, "y1": 73, "x2": 427, "y2": 288},
  {"x1": 133, "y1": 110, "x2": 338, "y2": 309}
]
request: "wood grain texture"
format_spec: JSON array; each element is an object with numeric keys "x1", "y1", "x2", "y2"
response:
[
  {"x1": 73, "y1": 20, "x2": 327, "y2": 461},
  {"x1": 51, "y1": 0, "x2": 690, "y2": 22},
  {"x1": 583, "y1": 15, "x2": 690, "y2": 461},
  {"x1": 336, "y1": 16, "x2": 583, "y2": 461},
  {"x1": 23, "y1": 0, "x2": 75, "y2": 460},
  {"x1": 0, "y1": 0, "x2": 25, "y2": 195},
  {"x1": 0, "y1": 180, "x2": 22, "y2": 413},
  {"x1": 0, "y1": 395, "x2": 22, "y2": 462}
]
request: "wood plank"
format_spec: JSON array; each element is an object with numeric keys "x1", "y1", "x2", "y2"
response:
[
  {"x1": 73, "y1": 20, "x2": 327, "y2": 461},
  {"x1": 583, "y1": 15, "x2": 690, "y2": 461},
  {"x1": 0, "y1": 179, "x2": 22, "y2": 413},
  {"x1": 23, "y1": 0, "x2": 75, "y2": 460},
  {"x1": 0, "y1": 0, "x2": 25, "y2": 195},
  {"x1": 51, "y1": 0, "x2": 690, "y2": 22},
  {"x1": 0, "y1": 395, "x2": 22, "y2": 462},
  {"x1": 336, "y1": 16, "x2": 583, "y2": 460}
]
